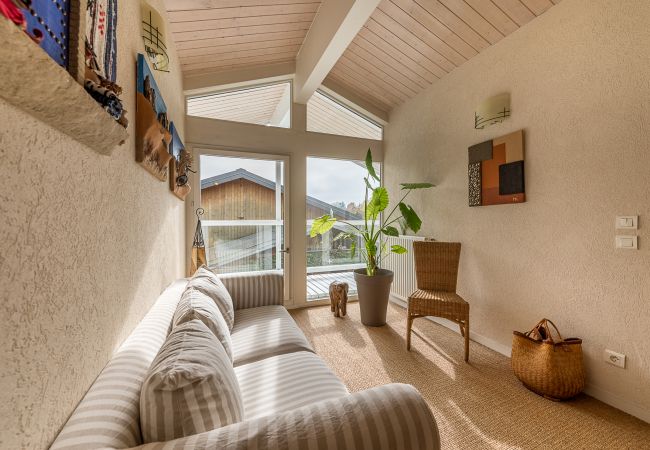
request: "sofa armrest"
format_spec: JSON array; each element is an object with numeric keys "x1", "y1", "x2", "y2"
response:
[
  {"x1": 136, "y1": 383, "x2": 440, "y2": 450},
  {"x1": 219, "y1": 270, "x2": 284, "y2": 310}
]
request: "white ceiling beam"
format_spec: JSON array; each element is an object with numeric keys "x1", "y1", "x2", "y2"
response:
[
  {"x1": 184, "y1": 61, "x2": 295, "y2": 96},
  {"x1": 293, "y1": 0, "x2": 380, "y2": 104}
]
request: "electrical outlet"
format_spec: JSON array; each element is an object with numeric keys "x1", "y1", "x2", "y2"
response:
[{"x1": 604, "y1": 350, "x2": 626, "y2": 369}]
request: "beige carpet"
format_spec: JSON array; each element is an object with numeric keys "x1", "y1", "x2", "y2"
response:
[{"x1": 290, "y1": 302, "x2": 650, "y2": 450}]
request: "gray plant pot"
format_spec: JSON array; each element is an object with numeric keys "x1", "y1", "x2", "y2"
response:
[{"x1": 354, "y1": 268, "x2": 394, "y2": 327}]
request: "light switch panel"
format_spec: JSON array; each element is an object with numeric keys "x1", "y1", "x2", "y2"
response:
[
  {"x1": 616, "y1": 216, "x2": 638, "y2": 230},
  {"x1": 615, "y1": 235, "x2": 638, "y2": 249}
]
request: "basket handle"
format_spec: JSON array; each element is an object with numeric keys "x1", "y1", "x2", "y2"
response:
[{"x1": 526, "y1": 318, "x2": 564, "y2": 343}]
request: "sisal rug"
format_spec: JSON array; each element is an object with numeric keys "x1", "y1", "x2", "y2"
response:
[{"x1": 290, "y1": 302, "x2": 650, "y2": 449}]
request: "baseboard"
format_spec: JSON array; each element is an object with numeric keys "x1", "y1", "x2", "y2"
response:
[
  {"x1": 583, "y1": 384, "x2": 650, "y2": 423},
  {"x1": 390, "y1": 295, "x2": 649, "y2": 424}
]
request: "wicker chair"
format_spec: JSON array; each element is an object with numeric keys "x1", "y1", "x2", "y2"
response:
[{"x1": 406, "y1": 241, "x2": 470, "y2": 362}]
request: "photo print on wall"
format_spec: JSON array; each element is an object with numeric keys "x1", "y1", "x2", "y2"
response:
[
  {"x1": 136, "y1": 53, "x2": 172, "y2": 181},
  {"x1": 168, "y1": 123, "x2": 192, "y2": 200},
  {"x1": 468, "y1": 130, "x2": 525, "y2": 206}
]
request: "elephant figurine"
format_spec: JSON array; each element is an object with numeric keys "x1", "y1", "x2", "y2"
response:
[{"x1": 329, "y1": 281, "x2": 349, "y2": 318}]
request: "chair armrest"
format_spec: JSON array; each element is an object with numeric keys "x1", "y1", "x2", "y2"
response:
[
  {"x1": 135, "y1": 383, "x2": 440, "y2": 450},
  {"x1": 219, "y1": 270, "x2": 284, "y2": 310}
]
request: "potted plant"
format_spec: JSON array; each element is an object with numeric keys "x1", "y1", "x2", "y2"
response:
[{"x1": 310, "y1": 149, "x2": 433, "y2": 326}]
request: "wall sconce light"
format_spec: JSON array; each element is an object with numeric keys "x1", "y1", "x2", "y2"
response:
[{"x1": 475, "y1": 93, "x2": 510, "y2": 129}]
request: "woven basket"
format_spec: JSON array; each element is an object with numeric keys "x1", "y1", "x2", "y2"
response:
[{"x1": 512, "y1": 319, "x2": 585, "y2": 400}]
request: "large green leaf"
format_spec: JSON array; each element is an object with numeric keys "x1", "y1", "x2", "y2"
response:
[
  {"x1": 350, "y1": 240, "x2": 356, "y2": 259},
  {"x1": 400, "y1": 182, "x2": 435, "y2": 190},
  {"x1": 310, "y1": 215, "x2": 337, "y2": 237},
  {"x1": 399, "y1": 203, "x2": 422, "y2": 233},
  {"x1": 365, "y1": 149, "x2": 380, "y2": 182},
  {"x1": 381, "y1": 226, "x2": 399, "y2": 237},
  {"x1": 391, "y1": 244, "x2": 407, "y2": 254},
  {"x1": 366, "y1": 187, "x2": 389, "y2": 218}
]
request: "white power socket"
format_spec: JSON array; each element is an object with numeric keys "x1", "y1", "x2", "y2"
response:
[{"x1": 604, "y1": 350, "x2": 626, "y2": 369}]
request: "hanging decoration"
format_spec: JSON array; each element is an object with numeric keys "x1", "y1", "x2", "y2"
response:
[
  {"x1": 136, "y1": 53, "x2": 172, "y2": 180},
  {"x1": 190, "y1": 208, "x2": 207, "y2": 276},
  {"x1": 141, "y1": 0, "x2": 169, "y2": 72},
  {"x1": 85, "y1": 0, "x2": 127, "y2": 126},
  {"x1": 468, "y1": 129, "x2": 525, "y2": 206},
  {"x1": 1, "y1": 0, "x2": 70, "y2": 68},
  {"x1": 168, "y1": 122, "x2": 193, "y2": 200}
]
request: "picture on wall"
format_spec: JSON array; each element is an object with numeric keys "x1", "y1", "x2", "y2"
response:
[
  {"x1": 136, "y1": 53, "x2": 172, "y2": 181},
  {"x1": 1, "y1": 0, "x2": 70, "y2": 68},
  {"x1": 468, "y1": 129, "x2": 525, "y2": 206},
  {"x1": 168, "y1": 123, "x2": 192, "y2": 200}
]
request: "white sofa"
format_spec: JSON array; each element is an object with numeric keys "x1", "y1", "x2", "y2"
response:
[{"x1": 51, "y1": 272, "x2": 440, "y2": 449}]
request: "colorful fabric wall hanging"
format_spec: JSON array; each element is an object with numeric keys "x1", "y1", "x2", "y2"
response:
[{"x1": 86, "y1": 0, "x2": 117, "y2": 82}]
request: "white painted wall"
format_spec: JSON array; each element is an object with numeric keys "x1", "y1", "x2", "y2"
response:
[
  {"x1": 0, "y1": 1, "x2": 187, "y2": 447},
  {"x1": 383, "y1": 0, "x2": 650, "y2": 422}
]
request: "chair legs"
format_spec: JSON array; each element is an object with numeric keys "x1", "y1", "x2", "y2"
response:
[
  {"x1": 406, "y1": 305, "x2": 413, "y2": 351},
  {"x1": 463, "y1": 319, "x2": 470, "y2": 362},
  {"x1": 408, "y1": 313, "x2": 470, "y2": 362}
]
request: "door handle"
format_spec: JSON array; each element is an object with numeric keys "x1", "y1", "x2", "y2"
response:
[{"x1": 280, "y1": 248, "x2": 290, "y2": 254}]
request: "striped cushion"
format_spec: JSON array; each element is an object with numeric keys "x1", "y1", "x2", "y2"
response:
[
  {"x1": 235, "y1": 351, "x2": 348, "y2": 419},
  {"x1": 231, "y1": 305, "x2": 314, "y2": 366},
  {"x1": 172, "y1": 287, "x2": 233, "y2": 361},
  {"x1": 137, "y1": 384, "x2": 441, "y2": 450},
  {"x1": 140, "y1": 319, "x2": 244, "y2": 443},
  {"x1": 219, "y1": 270, "x2": 283, "y2": 310},
  {"x1": 50, "y1": 279, "x2": 188, "y2": 450},
  {"x1": 187, "y1": 267, "x2": 234, "y2": 330}
]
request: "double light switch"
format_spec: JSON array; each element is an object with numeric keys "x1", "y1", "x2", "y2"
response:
[{"x1": 615, "y1": 215, "x2": 639, "y2": 250}]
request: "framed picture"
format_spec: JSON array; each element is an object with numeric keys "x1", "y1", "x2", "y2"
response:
[
  {"x1": 168, "y1": 122, "x2": 191, "y2": 200},
  {"x1": 468, "y1": 130, "x2": 525, "y2": 206},
  {"x1": 135, "y1": 53, "x2": 172, "y2": 181}
]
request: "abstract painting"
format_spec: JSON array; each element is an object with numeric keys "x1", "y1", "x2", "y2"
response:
[
  {"x1": 468, "y1": 130, "x2": 525, "y2": 206},
  {"x1": 136, "y1": 53, "x2": 172, "y2": 181}
]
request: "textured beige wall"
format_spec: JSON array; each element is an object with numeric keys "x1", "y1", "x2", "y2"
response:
[
  {"x1": 0, "y1": 1, "x2": 186, "y2": 448},
  {"x1": 384, "y1": 0, "x2": 650, "y2": 420}
]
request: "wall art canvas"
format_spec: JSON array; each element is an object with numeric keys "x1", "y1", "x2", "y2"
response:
[
  {"x1": 1, "y1": 0, "x2": 70, "y2": 68},
  {"x1": 468, "y1": 129, "x2": 525, "y2": 206},
  {"x1": 86, "y1": 0, "x2": 118, "y2": 82},
  {"x1": 136, "y1": 53, "x2": 171, "y2": 181},
  {"x1": 168, "y1": 122, "x2": 192, "y2": 200}
]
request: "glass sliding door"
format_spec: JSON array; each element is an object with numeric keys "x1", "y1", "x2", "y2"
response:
[
  {"x1": 198, "y1": 152, "x2": 289, "y2": 300},
  {"x1": 306, "y1": 157, "x2": 380, "y2": 301}
]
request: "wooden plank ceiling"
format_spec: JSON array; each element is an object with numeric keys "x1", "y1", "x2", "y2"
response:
[
  {"x1": 307, "y1": 91, "x2": 383, "y2": 140},
  {"x1": 166, "y1": 0, "x2": 561, "y2": 113},
  {"x1": 325, "y1": 0, "x2": 561, "y2": 112},
  {"x1": 165, "y1": 0, "x2": 322, "y2": 76},
  {"x1": 187, "y1": 82, "x2": 290, "y2": 126}
]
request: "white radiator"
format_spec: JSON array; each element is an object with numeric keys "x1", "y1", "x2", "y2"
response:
[{"x1": 382, "y1": 235, "x2": 426, "y2": 301}]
